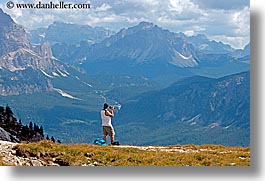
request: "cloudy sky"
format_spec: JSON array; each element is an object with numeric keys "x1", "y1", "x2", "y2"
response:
[{"x1": 0, "y1": 0, "x2": 249, "y2": 49}]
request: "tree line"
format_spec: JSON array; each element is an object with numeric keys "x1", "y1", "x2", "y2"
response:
[{"x1": 0, "y1": 105, "x2": 61, "y2": 143}]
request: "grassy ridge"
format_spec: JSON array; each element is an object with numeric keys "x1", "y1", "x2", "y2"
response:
[{"x1": 11, "y1": 141, "x2": 250, "y2": 166}]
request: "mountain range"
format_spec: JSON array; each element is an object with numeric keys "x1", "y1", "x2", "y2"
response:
[
  {"x1": 116, "y1": 71, "x2": 249, "y2": 146},
  {"x1": 78, "y1": 22, "x2": 249, "y2": 85},
  {"x1": 0, "y1": 8, "x2": 250, "y2": 146},
  {"x1": 28, "y1": 21, "x2": 114, "y2": 64},
  {"x1": 28, "y1": 21, "x2": 249, "y2": 85},
  {"x1": 28, "y1": 21, "x2": 114, "y2": 46}
]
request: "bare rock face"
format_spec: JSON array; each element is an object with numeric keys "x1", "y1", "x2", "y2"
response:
[
  {"x1": 0, "y1": 9, "x2": 31, "y2": 57},
  {"x1": 0, "y1": 8, "x2": 67, "y2": 96},
  {"x1": 0, "y1": 127, "x2": 20, "y2": 143},
  {"x1": 32, "y1": 42, "x2": 66, "y2": 72},
  {"x1": 0, "y1": 127, "x2": 11, "y2": 142},
  {"x1": 0, "y1": 8, "x2": 66, "y2": 73}
]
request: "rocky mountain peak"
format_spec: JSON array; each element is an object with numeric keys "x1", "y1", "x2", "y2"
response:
[
  {"x1": 0, "y1": 9, "x2": 66, "y2": 74},
  {"x1": 0, "y1": 8, "x2": 14, "y2": 26},
  {"x1": 126, "y1": 21, "x2": 161, "y2": 34},
  {"x1": 138, "y1": 21, "x2": 155, "y2": 30},
  {"x1": 33, "y1": 42, "x2": 53, "y2": 60},
  {"x1": 0, "y1": 9, "x2": 68, "y2": 96},
  {"x1": 0, "y1": 9, "x2": 31, "y2": 57},
  {"x1": 41, "y1": 42, "x2": 53, "y2": 58},
  {"x1": 86, "y1": 21, "x2": 198, "y2": 69}
]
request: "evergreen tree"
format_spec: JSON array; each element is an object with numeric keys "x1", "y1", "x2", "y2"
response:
[
  {"x1": 51, "y1": 136, "x2": 55, "y2": 143},
  {"x1": 46, "y1": 135, "x2": 50, "y2": 140},
  {"x1": 0, "y1": 106, "x2": 4, "y2": 114},
  {"x1": 5, "y1": 105, "x2": 13, "y2": 118},
  {"x1": 0, "y1": 105, "x2": 46, "y2": 143},
  {"x1": 21, "y1": 125, "x2": 27, "y2": 134},
  {"x1": 0, "y1": 106, "x2": 4, "y2": 122},
  {"x1": 39, "y1": 126, "x2": 44, "y2": 137},
  {"x1": 29, "y1": 121, "x2": 33, "y2": 130},
  {"x1": 57, "y1": 139, "x2": 61, "y2": 144},
  {"x1": 34, "y1": 123, "x2": 39, "y2": 132}
]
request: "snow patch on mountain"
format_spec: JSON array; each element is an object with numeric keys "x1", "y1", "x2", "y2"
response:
[
  {"x1": 75, "y1": 76, "x2": 93, "y2": 87},
  {"x1": 177, "y1": 52, "x2": 193, "y2": 60},
  {"x1": 39, "y1": 33, "x2": 45, "y2": 39},
  {"x1": 42, "y1": 69, "x2": 69, "y2": 78},
  {"x1": 210, "y1": 102, "x2": 215, "y2": 111},
  {"x1": 190, "y1": 122, "x2": 196, "y2": 125},
  {"x1": 82, "y1": 81, "x2": 93, "y2": 87},
  {"x1": 99, "y1": 94, "x2": 106, "y2": 102},
  {"x1": 75, "y1": 76, "x2": 80, "y2": 80},
  {"x1": 208, "y1": 123, "x2": 219, "y2": 129},
  {"x1": 52, "y1": 72, "x2": 60, "y2": 77},
  {"x1": 185, "y1": 114, "x2": 201, "y2": 125},
  {"x1": 57, "y1": 69, "x2": 68, "y2": 77},
  {"x1": 169, "y1": 51, "x2": 198, "y2": 67},
  {"x1": 199, "y1": 44, "x2": 209, "y2": 50},
  {"x1": 53, "y1": 88, "x2": 81, "y2": 100},
  {"x1": 40, "y1": 69, "x2": 53, "y2": 78},
  {"x1": 8, "y1": 67, "x2": 26, "y2": 72}
]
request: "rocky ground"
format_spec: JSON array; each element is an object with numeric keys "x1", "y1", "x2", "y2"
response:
[
  {"x1": 0, "y1": 141, "x2": 102, "y2": 166},
  {"x1": 0, "y1": 141, "x2": 46, "y2": 166},
  {"x1": 0, "y1": 140, "x2": 250, "y2": 166}
]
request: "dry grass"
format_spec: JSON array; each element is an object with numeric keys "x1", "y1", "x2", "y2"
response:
[{"x1": 12, "y1": 140, "x2": 250, "y2": 166}]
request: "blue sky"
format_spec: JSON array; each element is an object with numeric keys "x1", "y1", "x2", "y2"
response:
[{"x1": 0, "y1": 0, "x2": 249, "y2": 49}]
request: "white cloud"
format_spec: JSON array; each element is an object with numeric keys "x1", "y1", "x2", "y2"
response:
[
  {"x1": 184, "y1": 30, "x2": 195, "y2": 36},
  {"x1": 192, "y1": 0, "x2": 249, "y2": 10},
  {"x1": 232, "y1": 6, "x2": 250, "y2": 36},
  {"x1": 95, "y1": 3, "x2": 111, "y2": 11},
  {"x1": 0, "y1": 0, "x2": 250, "y2": 48},
  {"x1": 169, "y1": 0, "x2": 199, "y2": 13}
]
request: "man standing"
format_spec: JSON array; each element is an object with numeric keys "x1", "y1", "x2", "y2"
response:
[{"x1": 100, "y1": 103, "x2": 115, "y2": 144}]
